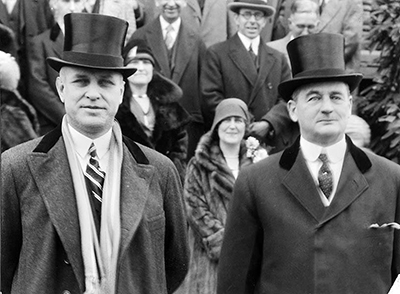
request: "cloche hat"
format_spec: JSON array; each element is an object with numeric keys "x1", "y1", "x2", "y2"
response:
[
  {"x1": 123, "y1": 39, "x2": 155, "y2": 66},
  {"x1": 47, "y1": 13, "x2": 136, "y2": 78},
  {"x1": 211, "y1": 98, "x2": 249, "y2": 133},
  {"x1": 228, "y1": 0, "x2": 276, "y2": 17},
  {"x1": 278, "y1": 33, "x2": 363, "y2": 101}
]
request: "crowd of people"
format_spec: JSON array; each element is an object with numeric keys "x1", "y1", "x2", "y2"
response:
[{"x1": 3, "y1": 0, "x2": 399, "y2": 294}]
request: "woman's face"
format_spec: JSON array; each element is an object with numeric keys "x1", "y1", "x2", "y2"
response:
[
  {"x1": 127, "y1": 57, "x2": 154, "y2": 86},
  {"x1": 218, "y1": 116, "x2": 246, "y2": 146}
]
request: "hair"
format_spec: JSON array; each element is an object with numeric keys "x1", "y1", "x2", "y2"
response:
[{"x1": 290, "y1": 0, "x2": 319, "y2": 15}]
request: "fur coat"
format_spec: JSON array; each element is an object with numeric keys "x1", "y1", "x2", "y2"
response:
[
  {"x1": 175, "y1": 131, "x2": 252, "y2": 294},
  {"x1": 116, "y1": 72, "x2": 191, "y2": 182}
]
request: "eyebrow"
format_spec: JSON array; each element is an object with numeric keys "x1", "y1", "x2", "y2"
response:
[{"x1": 305, "y1": 90, "x2": 345, "y2": 96}]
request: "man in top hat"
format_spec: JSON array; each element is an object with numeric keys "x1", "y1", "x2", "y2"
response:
[
  {"x1": 1, "y1": 13, "x2": 189, "y2": 294},
  {"x1": 201, "y1": 0, "x2": 294, "y2": 154},
  {"x1": 217, "y1": 33, "x2": 400, "y2": 293}
]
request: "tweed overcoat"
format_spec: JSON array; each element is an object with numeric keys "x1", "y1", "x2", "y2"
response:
[
  {"x1": 1, "y1": 126, "x2": 189, "y2": 294},
  {"x1": 28, "y1": 24, "x2": 65, "y2": 135},
  {"x1": 116, "y1": 72, "x2": 191, "y2": 183},
  {"x1": 201, "y1": 34, "x2": 295, "y2": 152},
  {"x1": 217, "y1": 137, "x2": 400, "y2": 294}
]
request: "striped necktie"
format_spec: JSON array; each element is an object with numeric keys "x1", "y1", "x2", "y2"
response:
[
  {"x1": 164, "y1": 24, "x2": 174, "y2": 50},
  {"x1": 318, "y1": 153, "x2": 333, "y2": 198},
  {"x1": 249, "y1": 44, "x2": 258, "y2": 69},
  {"x1": 85, "y1": 143, "x2": 105, "y2": 232}
]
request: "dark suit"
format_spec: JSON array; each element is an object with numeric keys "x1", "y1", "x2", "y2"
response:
[
  {"x1": 201, "y1": 34, "x2": 295, "y2": 152},
  {"x1": 128, "y1": 17, "x2": 207, "y2": 160},
  {"x1": 28, "y1": 24, "x2": 65, "y2": 135},
  {"x1": 1, "y1": 127, "x2": 189, "y2": 294},
  {"x1": 218, "y1": 137, "x2": 400, "y2": 293}
]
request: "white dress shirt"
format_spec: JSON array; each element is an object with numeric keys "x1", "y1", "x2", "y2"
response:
[
  {"x1": 300, "y1": 136, "x2": 346, "y2": 206},
  {"x1": 237, "y1": 32, "x2": 260, "y2": 55},
  {"x1": 160, "y1": 16, "x2": 181, "y2": 47}
]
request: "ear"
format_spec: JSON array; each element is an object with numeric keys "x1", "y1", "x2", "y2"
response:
[
  {"x1": 118, "y1": 80, "x2": 125, "y2": 105},
  {"x1": 287, "y1": 100, "x2": 298, "y2": 122},
  {"x1": 55, "y1": 76, "x2": 65, "y2": 103}
]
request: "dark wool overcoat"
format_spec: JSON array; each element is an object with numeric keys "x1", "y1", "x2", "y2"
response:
[
  {"x1": 1, "y1": 127, "x2": 189, "y2": 294},
  {"x1": 177, "y1": 132, "x2": 252, "y2": 294},
  {"x1": 116, "y1": 72, "x2": 191, "y2": 183},
  {"x1": 218, "y1": 137, "x2": 400, "y2": 294}
]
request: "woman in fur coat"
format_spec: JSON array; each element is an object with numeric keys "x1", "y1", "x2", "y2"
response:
[
  {"x1": 116, "y1": 39, "x2": 191, "y2": 182},
  {"x1": 176, "y1": 99, "x2": 267, "y2": 294}
]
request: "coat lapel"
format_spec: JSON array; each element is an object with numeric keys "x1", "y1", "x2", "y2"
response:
[
  {"x1": 0, "y1": 1, "x2": 9, "y2": 26},
  {"x1": 28, "y1": 137, "x2": 85, "y2": 291},
  {"x1": 147, "y1": 19, "x2": 171, "y2": 78},
  {"x1": 228, "y1": 34, "x2": 258, "y2": 86},
  {"x1": 118, "y1": 145, "x2": 155, "y2": 257},
  {"x1": 317, "y1": 0, "x2": 341, "y2": 32}
]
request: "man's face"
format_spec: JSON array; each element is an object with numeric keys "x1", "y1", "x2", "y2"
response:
[
  {"x1": 288, "y1": 11, "x2": 319, "y2": 38},
  {"x1": 56, "y1": 66, "x2": 125, "y2": 138},
  {"x1": 287, "y1": 81, "x2": 352, "y2": 146},
  {"x1": 52, "y1": 0, "x2": 86, "y2": 22},
  {"x1": 156, "y1": 0, "x2": 187, "y2": 23},
  {"x1": 234, "y1": 8, "x2": 267, "y2": 39}
]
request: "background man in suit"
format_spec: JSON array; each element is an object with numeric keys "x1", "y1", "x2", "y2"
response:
[
  {"x1": 128, "y1": 0, "x2": 206, "y2": 160},
  {"x1": 217, "y1": 33, "x2": 400, "y2": 294},
  {"x1": 201, "y1": 0, "x2": 294, "y2": 154},
  {"x1": 267, "y1": 0, "x2": 319, "y2": 67},
  {"x1": 1, "y1": 13, "x2": 188, "y2": 294},
  {"x1": 28, "y1": 0, "x2": 87, "y2": 135}
]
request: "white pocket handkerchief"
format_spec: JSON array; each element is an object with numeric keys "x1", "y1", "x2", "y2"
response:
[{"x1": 369, "y1": 222, "x2": 400, "y2": 230}]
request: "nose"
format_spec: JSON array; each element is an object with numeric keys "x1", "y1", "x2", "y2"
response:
[
  {"x1": 85, "y1": 84, "x2": 101, "y2": 100},
  {"x1": 320, "y1": 96, "x2": 333, "y2": 113},
  {"x1": 166, "y1": 0, "x2": 176, "y2": 6},
  {"x1": 69, "y1": 1, "x2": 76, "y2": 11}
]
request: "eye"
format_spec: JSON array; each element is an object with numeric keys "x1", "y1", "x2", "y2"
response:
[
  {"x1": 98, "y1": 78, "x2": 115, "y2": 87},
  {"x1": 73, "y1": 78, "x2": 89, "y2": 86},
  {"x1": 307, "y1": 95, "x2": 321, "y2": 102}
]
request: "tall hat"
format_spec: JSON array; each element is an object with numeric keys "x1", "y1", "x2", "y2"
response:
[
  {"x1": 123, "y1": 39, "x2": 155, "y2": 66},
  {"x1": 278, "y1": 33, "x2": 363, "y2": 101},
  {"x1": 228, "y1": 0, "x2": 276, "y2": 17},
  {"x1": 47, "y1": 13, "x2": 136, "y2": 77}
]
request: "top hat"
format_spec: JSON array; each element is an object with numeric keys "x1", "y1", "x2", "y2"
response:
[
  {"x1": 47, "y1": 13, "x2": 136, "y2": 77},
  {"x1": 278, "y1": 33, "x2": 363, "y2": 101},
  {"x1": 123, "y1": 39, "x2": 155, "y2": 66},
  {"x1": 228, "y1": 0, "x2": 276, "y2": 17}
]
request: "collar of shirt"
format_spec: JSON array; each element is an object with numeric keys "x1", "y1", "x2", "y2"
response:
[
  {"x1": 68, "y1": 123, "x2": 112, "y2": 171},
  {"x1": 238, "y1": 32, "x2": 260, "y2": 55},
  {"x1": 160, "y1": 16, "x2": 181, "y2": 39}
]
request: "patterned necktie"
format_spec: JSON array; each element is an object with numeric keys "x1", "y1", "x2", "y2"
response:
[
  {"x1": 85, "y1": 143, "x2": 105, "y2": 230},
  {"x1": 318, "y1": 153, "x2": 333, "y2": 198},
  {"x1": 249, "y1": 44, "x2": 258, "y2": 69},
  {"x1": 164, "y1": 24, "x2": 174, "y2": 50}
]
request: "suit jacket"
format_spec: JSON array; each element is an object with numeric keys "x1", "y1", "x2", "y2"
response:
[
  {"x1": 180, "y1": 0, "x2": 236, "y2": 48},
  {"x1": 1, "y1": 127, "x2": 189, "y2": 294},
  {"x1": 266, "y1": 33, "x2": 292, "y2": 68},
  {"x1": 282, "y1": 0, "x2": 363, "y2": 71},
  {"x1": 28, "y1": 24, "x2": 65, "y2": 135},
  {"x1": 217, "y1": 137, "x2": 400, "y2": 294},
  {"x1": 128, "y1": 17, "x2": 206, "y2": 124},
  {"x1": 201, "y1": 34, "x2": 295, "y2": 152}
]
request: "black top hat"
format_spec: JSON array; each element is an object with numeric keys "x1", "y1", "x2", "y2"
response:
[
  {"x1": 123, "y1": 39, "x2": 155, "y2": 66},
  {"x1": 47, "y1": 13, "x2": 136, "y2": 78},
  {"x1": 278, "y1": 33, "x2": 363, "y2": 101},
  {"x1": 228, "y1": 0, "x2": 276, "y2": 17}
]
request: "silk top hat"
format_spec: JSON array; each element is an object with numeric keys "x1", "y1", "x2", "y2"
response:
[
  {"x1": 47, "y1": 13, "x2": 136, "y2": 77},
  {"x1": 278, "y1": 33, "x2": 363, "y2": 101},
  {"x1": 228, "y1": 0, "x2": 275, "y2": 17}
]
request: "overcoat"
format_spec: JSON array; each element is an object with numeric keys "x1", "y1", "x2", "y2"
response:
[
  {"x1": 1, "y1": 126, "x2": 189, "y2": 294},
  {"x1": 28, "y1": 24, "x2": 65, "y2": 135},
  {"x1": 201, "y1": 34, "x2": 295, "y2": 152},
  {"x1": 217, "y1": 137, "x2": 400, "y2": 294}
]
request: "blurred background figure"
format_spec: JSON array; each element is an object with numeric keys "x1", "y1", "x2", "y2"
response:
[
  {"x1": 345, "y1": 114, "x2": 371, "y2": 149},
  {"x1": 176, "y1": 98, "x2": 266, "y2": 294},
  {"x1": 0, "y1": 50, "x2": 39, "y2": 152},
  {"x1": 267, "y1": 0, "x2": 319, "y2": 67},
  {"x1": 28, "y1": 0, "x2": 87, "y2": 135},
  {"x1": 116, "y1": 39, "x2": 191, "y2": 182}
]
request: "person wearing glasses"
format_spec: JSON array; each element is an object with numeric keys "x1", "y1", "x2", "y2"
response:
[
  {"x1": 201, "y1": 0, "x2": 296, "y2": 155},
  {"x1": 267, "y1": 0, "x2": 320, "y2": 67}
]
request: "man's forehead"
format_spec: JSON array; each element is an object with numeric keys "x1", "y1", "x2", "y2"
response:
[
  {"x1": 61, "y1": 66, "x2": 122, "y2": 78},
  {"x1": 239, "y1": 8, "x2": 265, "y2": 14},
  {"x1": 299, "y1": 81, "x2": 349, "y2": 93}
]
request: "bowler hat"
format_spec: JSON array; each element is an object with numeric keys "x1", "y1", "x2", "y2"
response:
[
  {"x1": 228, "y1": 0, "x2": 276, "y2": 17},
  {"x1": 278, "y1": 33, "x2": 363, "y2": 101},
  {"x1": 47, "y1": 13, "x2": 136, "y2": 77},
  {"x1": 123, "y1": 39, "x2": 155, "y2": 66}
]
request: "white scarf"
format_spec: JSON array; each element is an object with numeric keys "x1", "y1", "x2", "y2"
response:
[{"x1": 62, "y1": 117, "x2": 123, "y2": 294}]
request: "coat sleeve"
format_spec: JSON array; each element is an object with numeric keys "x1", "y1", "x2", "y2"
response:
[
  {"x1": 217, "y1": 167, "x2": 263, "y2": 294},
  {"x1": 1, "y1": 153, "x2": 23, "y2": 294},
  {"x1": 184, "y1": 160, "x2": 226, "y2": 261},
  {"x1": 28, "y1": 36, "x2": 65, "y2": 125}
]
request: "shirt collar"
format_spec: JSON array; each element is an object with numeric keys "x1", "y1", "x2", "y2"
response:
[
  {"x1": 68, "y1": 123, "x2": 112, "y2": 159},
  {"x1": 237, "y1": 32, "x2": 260, "y2": 54},
  {"x1": 159, "y1": 16, "x2": 181, "y2": 33},
  {"x1": 300, "y1": 136, "x2": 347, "y2": 163}
]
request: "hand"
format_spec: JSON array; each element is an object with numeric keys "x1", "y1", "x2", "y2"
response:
[{"x1": 249, "y1": 121, "x2": 271, "y2": 138}]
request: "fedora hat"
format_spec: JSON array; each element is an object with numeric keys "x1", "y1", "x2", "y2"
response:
[
  {"x1": 228, "y1": 0, "x2": 275, "y2": 17},
  {"x1": 278, "y1": 33, "x2": 363, "y2": 101},
  {"x1": 47, "y1": 13, "x2": 136, "y2": 77}
]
